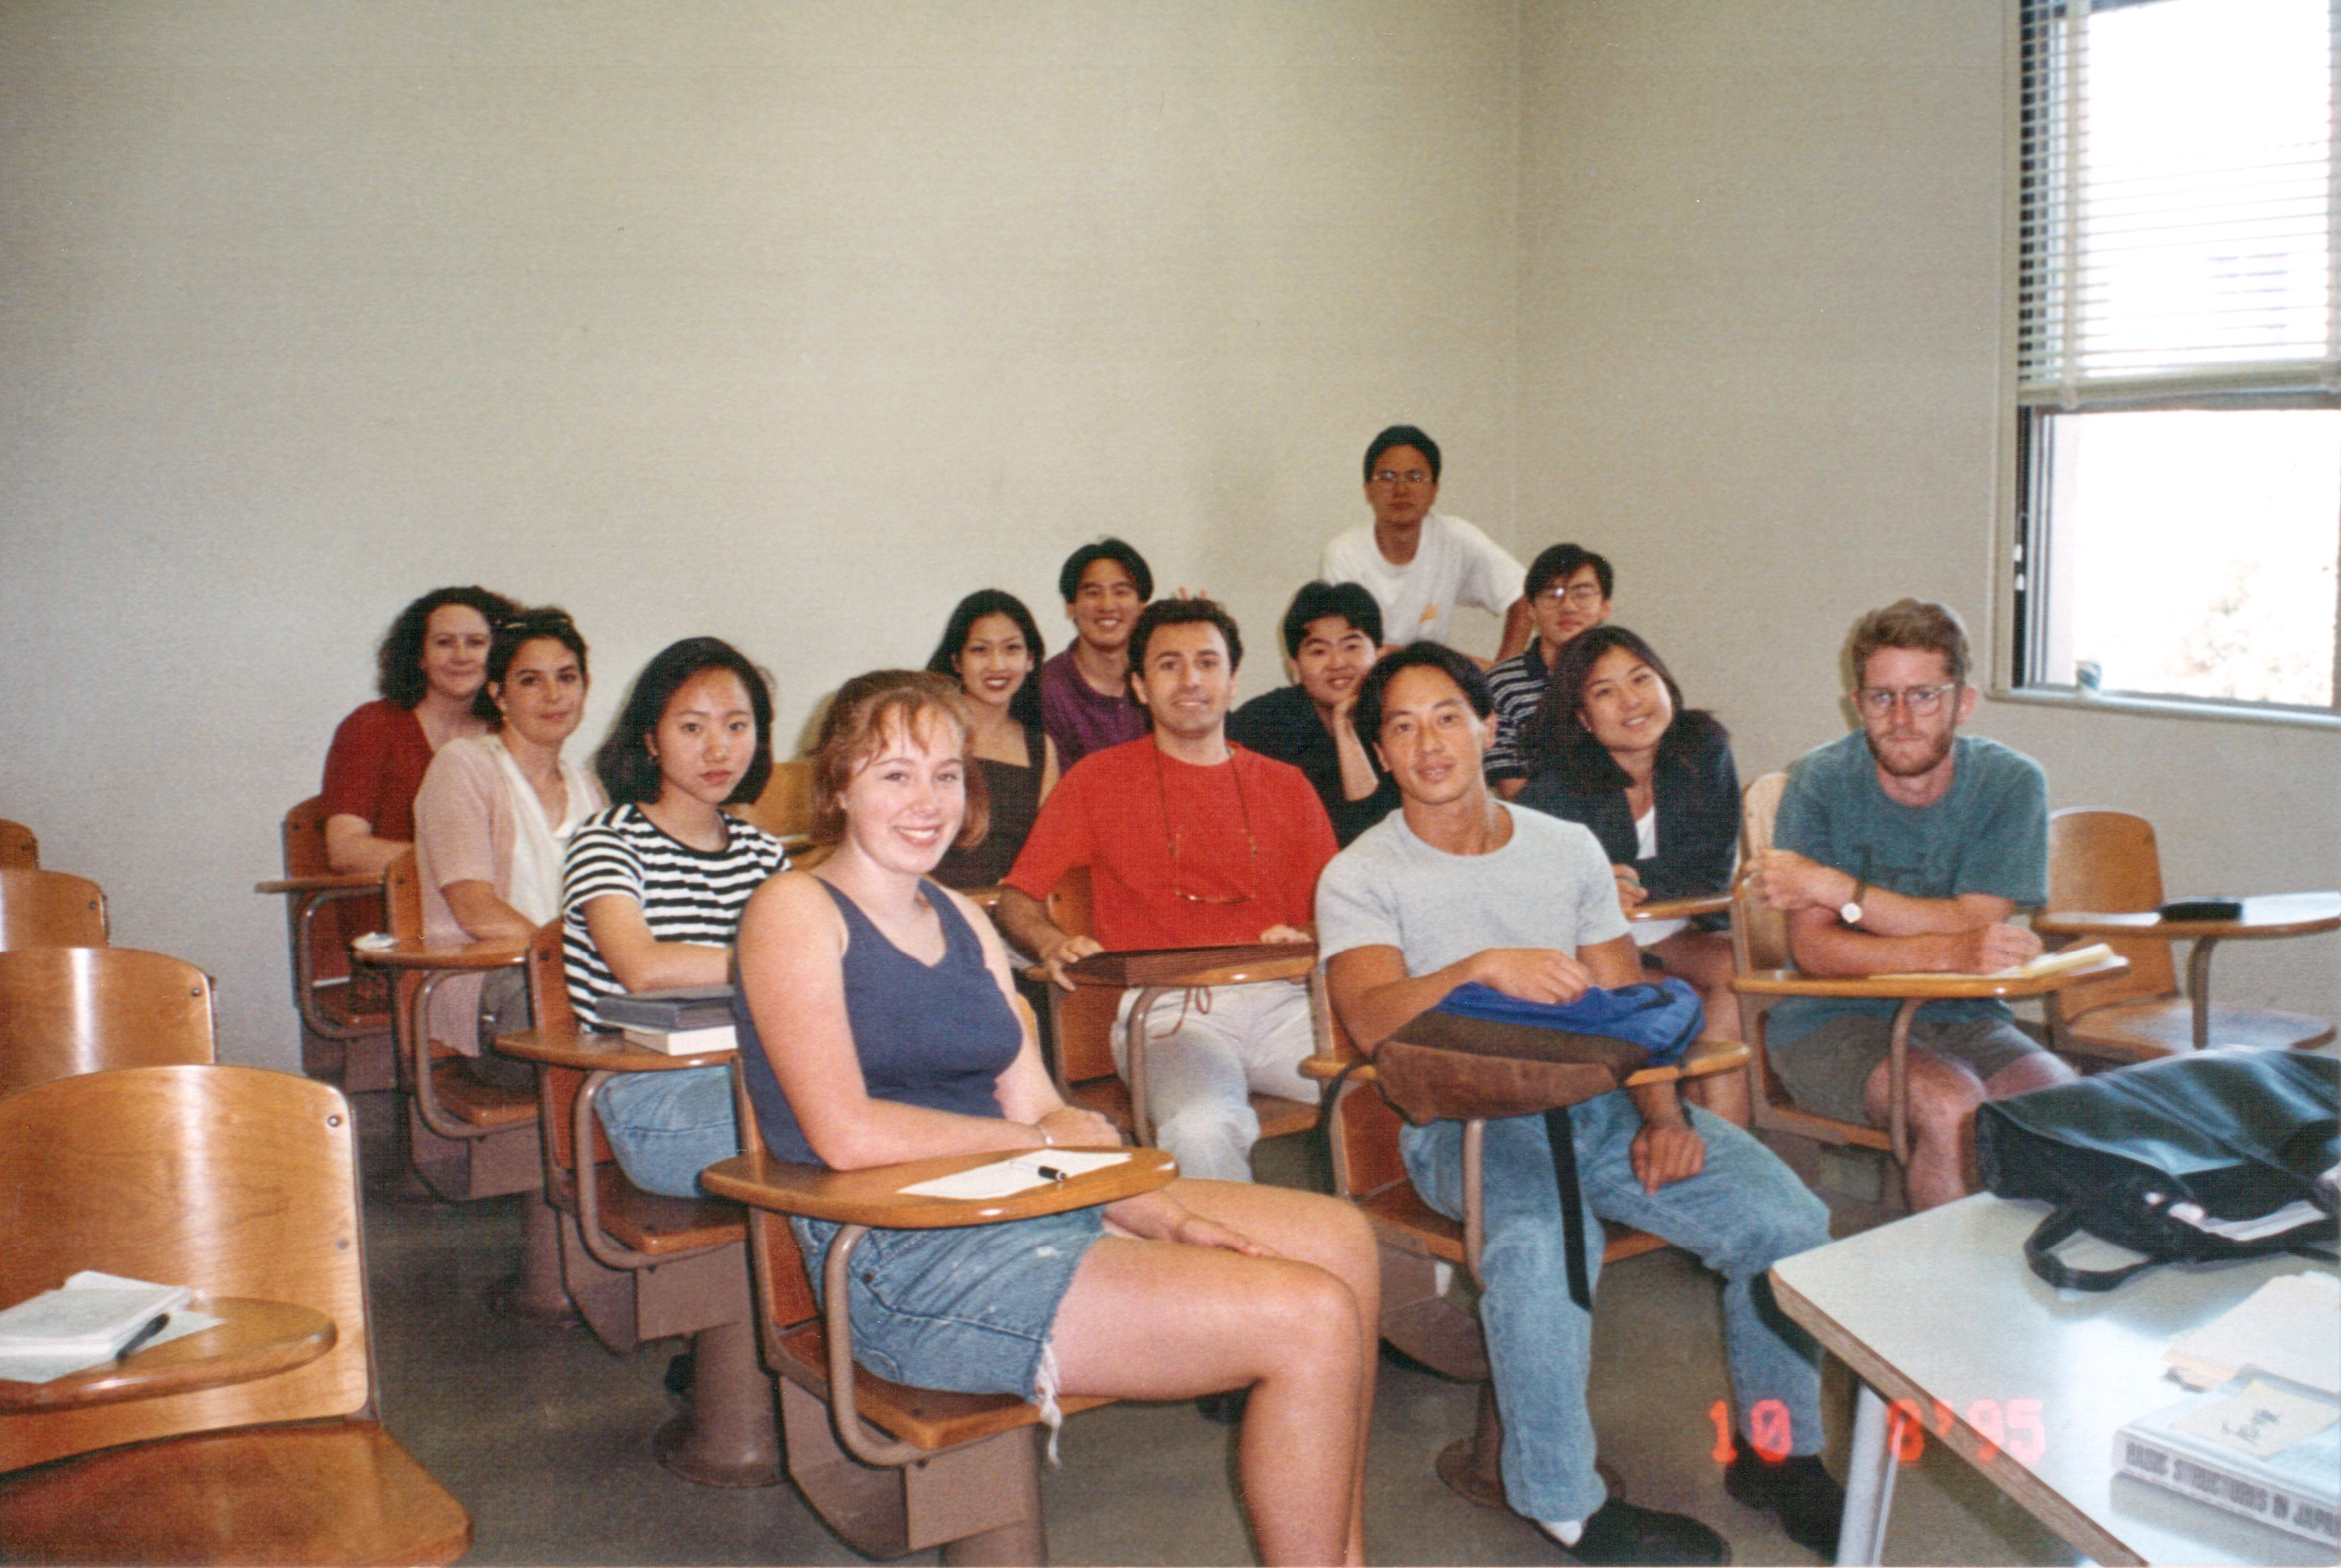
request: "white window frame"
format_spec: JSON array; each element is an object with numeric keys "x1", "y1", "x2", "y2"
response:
[{"x1": 1995, "y1": 0, "x2": 2341, "y2": 730}]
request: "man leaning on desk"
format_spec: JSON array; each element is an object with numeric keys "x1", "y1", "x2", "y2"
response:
[{"x1": 1748, "y1": 599, "x2": 2078, "y2": 1209}]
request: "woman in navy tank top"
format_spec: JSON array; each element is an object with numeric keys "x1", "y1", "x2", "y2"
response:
[{"x1": 733, "y1": 672, "x2": 1380, "y2": 1567}]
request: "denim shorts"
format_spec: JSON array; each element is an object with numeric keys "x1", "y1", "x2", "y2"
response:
[
  {"x1": 1771, "y1": 1014, "x2": 2044, "y2": 1124},
  {"x1": 792, "y1": 1205, "x2": 1106, "y2": 1405}
]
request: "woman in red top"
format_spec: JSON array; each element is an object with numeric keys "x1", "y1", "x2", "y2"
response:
[{"x1": 320, "y1": 586, "x2": 519, "y2": 874}]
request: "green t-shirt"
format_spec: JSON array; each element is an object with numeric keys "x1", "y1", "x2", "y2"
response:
[{"x1": 1766, "y1": 731, "x2": 2047, "y2": 1043}]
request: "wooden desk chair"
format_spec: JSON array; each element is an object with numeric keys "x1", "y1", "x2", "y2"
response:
[
  {"x1": 701, "y1": 1070, "x2": 1168, "y2": 1565},
  {"x1": 1729, "y1": 775, "x2": 2128, "y2": 1202},
  {"x1": 0, "y1": 946, "x2": 215, "y2": 1099},
  {"x1": 1035, "y1": 866, "x2": 1322, "y2": 1150},
  {"x1": 378, "y1": 849, "x2": 541, "y2": 1205},
  {"x1": 0, "y1": 868, "x2": 107, "y2": 950},
  {"x1": 1302, "y1": 1014, "x2": 1751, "y2": 1508},
  {"x1": 256, "y1": 797, "x2": 395, "y2": 1091},
  {"x1": 0, "y1": 819, "x2": 37, "y2": 869},
  {"x1": 496, "y1": 923, "x2": 780, "y2": 1487},
  {"x1": 0, "y1": 1064, "x2": 472, "y2": 1564},
  {"x1": 2040, "y1": 808, "x2": 2334, "y2": 1062}
]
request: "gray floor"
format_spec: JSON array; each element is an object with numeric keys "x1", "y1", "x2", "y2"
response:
[{"x1": 354, "y1": 1095, "x2": 2077, "y2": 1567}]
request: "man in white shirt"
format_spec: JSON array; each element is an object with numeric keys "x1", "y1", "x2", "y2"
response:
[{"x1": 1318, "y1": 425, "x2": 1533, "y2": 663}]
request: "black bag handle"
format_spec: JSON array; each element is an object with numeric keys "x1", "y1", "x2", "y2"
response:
[{"x1": 2023, "y1": 1207, "x2": 2160, "y2": 1292}]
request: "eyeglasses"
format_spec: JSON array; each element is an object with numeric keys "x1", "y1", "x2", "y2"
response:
[
  {"x1": 1537, "y1": 584, "x2": 1606, "y2": 609},
  {"x1": 1154, "y1": 746, "x2": 1260, "y2": 905},
  {"x1": 1854, "y1": 684, "x2": 1958, "y2": 718},
  {"x1": 498, "y1": 609, "x2": 577, "y2": 633},
  {"x1": 1371, "y1": 468, "x2": 1432, "y2": 486}
]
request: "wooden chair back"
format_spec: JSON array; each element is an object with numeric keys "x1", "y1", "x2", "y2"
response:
[
  {"x1": 0, "y1": 1064, "x2": 374, "y2": 1474},
  {"x1": 1733, "y1": 770, "x2": 1794, "y2": 972},
  {"x1": 728, "y1": 1057, "x2": 825, "y2": 1345},
  {"x1": 0, "y1": 868, "x2": 108, "y2": 950},
  {"x1": 0, "y1": 947, "x2": 216, "y2": 1098},
  {"x1": 384, "y1": 849, "x2": 424, "y2": 941},
  {"x1": 284, "y1": 795, "x2": 386, "y2": 989},
  {"x1": 737, "y1": 758, "x2": 817, "y2": 841},
  {"x1": 2046, "y1": 808, "x2": 2176, "y2": 1013},
  {"x1": 0, "y1": 820, "x2": 37, "y2": 869},
  {"x1": 521, "y1": 920, "x2": 616, "y2": 1174},
  {"x1": 1042, "y1": 866, "x2": 1123, "y2": 1088}
]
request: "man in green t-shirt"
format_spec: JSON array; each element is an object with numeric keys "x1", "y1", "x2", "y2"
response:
[{"x1": 1749, "y1": 599, "x2": 2077, "y2": 1209}]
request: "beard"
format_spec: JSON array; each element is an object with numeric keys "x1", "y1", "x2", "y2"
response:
[{"x1": 1866, "y1": 726, "x2": 1956, "y2": 778}]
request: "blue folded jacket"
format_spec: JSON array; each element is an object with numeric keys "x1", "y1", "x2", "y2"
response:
[{"x1": 1432, "y1": 978, "x2": 1703, "y2": 1067}]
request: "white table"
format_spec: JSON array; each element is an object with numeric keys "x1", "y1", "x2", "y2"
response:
[{"x1": 1770, "y1": 1194, "x2": 2338, "y2": 1567}]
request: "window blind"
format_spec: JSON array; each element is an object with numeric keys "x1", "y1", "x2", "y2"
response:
[{"x1": 2017, "y1": 0, "x2": 2340, "y2": 409}]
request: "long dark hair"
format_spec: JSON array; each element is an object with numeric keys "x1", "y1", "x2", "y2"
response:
[
  {"x1": 594, "y1": 637, "x2": 776, "y2": 806},
  {"x1": 374, "y1": 586, "x2": 520, "y2": 707},
  {"x1": 1521, "y1": 624, "x2": 1727, "y2": 793},
  {"x1": 925, "y1": 590, "x2": 1047, "y2": 732},
  {"x1": 473, "y1": 607, "x2": 590, "y2": 729}
]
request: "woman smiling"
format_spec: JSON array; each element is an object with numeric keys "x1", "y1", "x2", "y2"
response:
[
  {"x1": 921, "y1": 590, "x2": 1058, "y2": 890},
  {"x1": 1516, "y1": 625, "x2": 1748, "y2": 1122}
]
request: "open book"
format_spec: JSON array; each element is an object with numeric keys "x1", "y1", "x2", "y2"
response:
[{"x1": 1872, "y1": 941, "x2": 2115, "y2": 984}]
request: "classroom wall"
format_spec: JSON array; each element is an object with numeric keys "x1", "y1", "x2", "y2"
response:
[
  {"x1": 1517, "y1": 0, "x2": 2341, "y2": 1020},
  {"x1": 0, "y1": 0, "x2": 1524, "y2": 1070},
  {"x1": 4, "y1": 0, "x2": 2332, "y2": 1074}
]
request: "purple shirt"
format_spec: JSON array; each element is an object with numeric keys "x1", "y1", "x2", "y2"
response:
[{"x1": 1038, "y1": 646, "x2": 1148, "y2": 771}]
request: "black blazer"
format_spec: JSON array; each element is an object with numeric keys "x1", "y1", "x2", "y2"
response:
[{"x1": 1514, "y1": 724, "x2": 1740, "y2": 907}]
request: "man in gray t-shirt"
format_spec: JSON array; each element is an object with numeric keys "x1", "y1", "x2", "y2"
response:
[
  {"x1": 1749, "y1": 599, "x2": 2075, "y2": 1209},
  {"x1": 1317, "y1": 643, "x2": 1839, "y2": 1565}
]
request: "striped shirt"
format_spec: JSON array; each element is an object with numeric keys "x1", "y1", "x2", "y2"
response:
[
  {"x1": 560, "y1": 804, "x2": 790, "y2": 1030},
  {"x1": 1482, "y1": 639, "x2": 1554, "y2": 782}
]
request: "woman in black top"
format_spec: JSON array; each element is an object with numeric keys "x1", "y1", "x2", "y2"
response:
[
  {"x1": 1516, "y1": 625, "x2": 1748, "y2": 1123},
  {"x1": 923, "y1": 590, "x2": 1059, "y2": 888}
]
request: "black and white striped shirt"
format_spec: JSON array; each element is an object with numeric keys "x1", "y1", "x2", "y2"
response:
[{"x1": 560, "y1": 803, "x2": 790, "y2": 1029}]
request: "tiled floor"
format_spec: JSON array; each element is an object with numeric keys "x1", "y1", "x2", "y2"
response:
[{"x1": 355, "y1": 1095, "x2": 2075, "y2": 1566}]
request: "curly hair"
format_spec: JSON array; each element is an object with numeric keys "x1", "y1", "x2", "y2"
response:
[{"x1": 374, "y1": 586, "x2": 520, "y2": 708}]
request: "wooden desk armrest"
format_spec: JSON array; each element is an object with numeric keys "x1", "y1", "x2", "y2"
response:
[
  {"x1": 1302, "y1": 1037, "x2": 1747, "y2": 1088},
  {"x1": 351, "y1": 937, "x2": 530, "y2": 972},
  {"x1": 494, "y1": 1026, "x2": 735, "y2": 1071},
  {"x1": 2035, "y1": 892, "x2": 2340, "y2": 941},
  {"x1": 1066, "y1": 943, "x2": 1318, "y2": 990},
  {"x1": 700, "y1": 1146, "x2": 1177, "y2": 1228},
  {"x1": 254, "y1": 874, "x2": 381, "y2": 895},
  {"x1": 1632, "y1": 892, "x2": 1731, "y2": 922},
  {"x1": 1730, "y1": 954, "x2": 2127, "y2": 1000}
]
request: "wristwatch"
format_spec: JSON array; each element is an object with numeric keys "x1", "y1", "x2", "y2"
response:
[{"x1": 1839, "y1": 879, "x2": 1867, "y2": 927}]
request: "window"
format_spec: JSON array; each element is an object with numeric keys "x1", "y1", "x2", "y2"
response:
[{"x1": 2014, "y1": 0, "x2": 2340, "y2": 717}]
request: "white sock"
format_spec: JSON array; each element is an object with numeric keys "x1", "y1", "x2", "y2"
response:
[{"x1": 1537, "y1": 1517, "x2": 1585, "y2": 1546}]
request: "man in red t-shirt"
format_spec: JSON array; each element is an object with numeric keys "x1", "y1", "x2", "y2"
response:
[{"x1": 1000, "y1": 597, "x2": 1339, "y2": 1183}]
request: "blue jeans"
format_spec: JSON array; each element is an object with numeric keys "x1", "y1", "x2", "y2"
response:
[
  {"x1": 594, "y1": 1065, "x2": 739, "y2": 1198},
  {"x1": 1401, "y1": 1096, "x2": 1831, "y2": 1523}
]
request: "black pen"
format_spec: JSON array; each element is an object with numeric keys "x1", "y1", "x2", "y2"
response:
[
  {"x1": 116, "y1": 1312, "x2": 171, "y2": 1362},
  {"x1": 1035, "y1": 1166, "x2": 1070, "y2": 1183}
]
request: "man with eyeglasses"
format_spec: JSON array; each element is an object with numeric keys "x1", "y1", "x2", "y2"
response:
[
  {"x1": 1319, "y1": 424, "x2": 1533, "y2": 664},
  {"x1": 998, "y1": 597, "x2": 1337, "y2": 1187},
  {"x1": 1483, "y1": 542, "x2": 1616, "y2": 798},
  {"x1": 1749, "y1": 599, "x2": 2075, "y2": 1210}
]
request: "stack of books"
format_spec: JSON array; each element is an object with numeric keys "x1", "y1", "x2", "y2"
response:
[
  {"x1": 2115, "y1": 1273, "x2": 2340, "y2": 1548},
  {"x1": 596, "y1": 985, "x2": 737, "y2": 1055}
]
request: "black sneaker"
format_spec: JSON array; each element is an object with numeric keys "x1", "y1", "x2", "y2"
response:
[
  {"x1": 1559, "y1": 1496, "x2": 1729, "y2": 1566},
  {"x1": 1195, "y1": 1388, "x2": 1249, "y2": 1425},
  {"x1": 1723, "y1": 1448, "x2": 1842, "y2": 1558}
]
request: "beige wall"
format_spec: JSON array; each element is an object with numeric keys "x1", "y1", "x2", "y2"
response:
[
  {"x1": 0, "y1": 0, "x2": 1524, "y2": 1069},
  {"x1": 2, "y1": 0, "x2": 2331, "y2": 1072},
  {"x1": 1518, "y1": 0, "x2": 2340, "y2": 1021}
]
